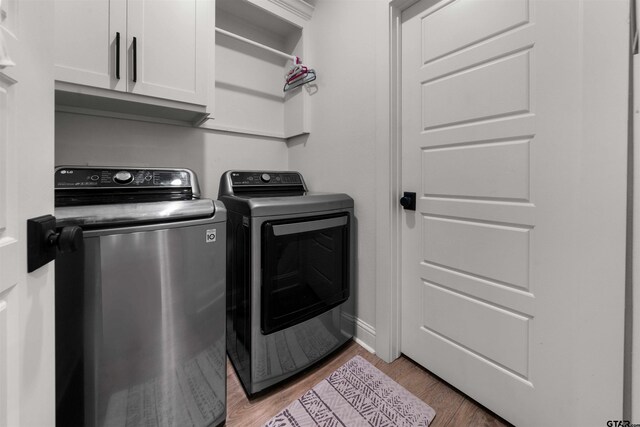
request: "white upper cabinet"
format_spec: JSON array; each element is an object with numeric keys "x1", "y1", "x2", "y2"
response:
[
  {"x1": 55, "y1": 0, "x2": 210, "y2": 113},
  {"x1": 54, "y1": 0, "x2": 127, "y2": 92},
  {"x1": 127, "y1": 0, "x2": 208, "y2": 105}
]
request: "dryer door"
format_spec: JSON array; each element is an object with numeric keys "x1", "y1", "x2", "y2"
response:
[{"x1": 261, "y1": 213, "x2": 350, "y2": 334}]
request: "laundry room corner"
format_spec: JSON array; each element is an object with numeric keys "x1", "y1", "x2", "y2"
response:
[
  {"x1": 5, "y1": 0, "x2": 636, "y2": 425},
  {"x1": 286, "y1": 0, "x2": 391, "y2": 356}
]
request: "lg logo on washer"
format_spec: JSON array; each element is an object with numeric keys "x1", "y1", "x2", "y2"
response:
[{"x1": 206, "y1": 229, "x2": 217, "y2": 243}]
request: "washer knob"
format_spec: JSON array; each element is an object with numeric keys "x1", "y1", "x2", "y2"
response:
[
  {"x1": 113, "y1": 171, "x2": 133, "y2": 184},
  {"x1": 261, "y1": 173, "x2": 271, "y2": 183}
]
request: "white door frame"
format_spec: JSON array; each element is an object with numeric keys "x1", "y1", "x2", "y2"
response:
[
  {"x1": 374, "y1": 0, "x2": 420, "y2": 364},
  {"x1": 375, "y1": 0, "x2": 634, "y2": 420}
]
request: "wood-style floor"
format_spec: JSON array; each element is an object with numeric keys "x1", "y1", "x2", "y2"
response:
[{"x1": 225, "y1": 340, "x2": 512, "y2": 427}]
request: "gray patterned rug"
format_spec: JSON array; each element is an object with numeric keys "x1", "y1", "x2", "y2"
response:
[{"x1": 264, "y1": 355, "x2": 436, "y2": 427}]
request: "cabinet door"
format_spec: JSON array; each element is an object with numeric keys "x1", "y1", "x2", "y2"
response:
[
  {"x1": 54, "y1": 0, "x2": 127, "y2": 91},
  {"x1": 127, "y1": 0, "x2": 209, "y2": 105}
]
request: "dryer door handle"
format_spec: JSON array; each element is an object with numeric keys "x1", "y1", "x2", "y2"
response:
[{"x1": 272, "y1": 216, "x2": 348, "y2": 236}]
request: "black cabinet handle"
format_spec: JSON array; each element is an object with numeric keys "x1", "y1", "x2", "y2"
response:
[
  {"x1": 132, "y1": 36, "x2": 137, "y2": 82},
  {"x1": 115, "y1": 32, "x2": 120, "y2": 79}
]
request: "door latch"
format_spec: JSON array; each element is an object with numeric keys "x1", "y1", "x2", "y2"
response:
[
  {"x1": 27, "y1": 215, "x2": 83, "y2": 273},
  {"x1": 400, "y1": 192, "x2": 416, "y2": 211}
]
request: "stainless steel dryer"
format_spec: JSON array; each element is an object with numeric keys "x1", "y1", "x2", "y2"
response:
[
  {"x1": 218, "y1": 170, "x2": 355, "y2": 396},
  {"x1": 55, "y1": 166, "x2": 226, "y2": 427}
]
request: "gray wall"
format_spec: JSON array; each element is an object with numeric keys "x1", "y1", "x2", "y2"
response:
[
  {"x1": 287, "y1": 0, "x2": 387, "y2": 349},
  {"x1": 55, "y1": 112, "x2": 289, "y2": 199}
]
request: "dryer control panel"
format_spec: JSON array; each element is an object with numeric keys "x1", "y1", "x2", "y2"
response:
[
  {"x1": 219, "y1": 170, "x2": 308, "y2": 197},
  {"x1": 229, "y1": 171, "x2": 303, "y2": 186}
]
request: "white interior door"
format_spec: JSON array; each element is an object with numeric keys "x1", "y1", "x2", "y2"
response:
[
  {"x1": 400, "y1": 0, "x2": 629, "y2": 425},
  {"x1": 0, "y1": 0, "x2": 55, "y2": 426}
]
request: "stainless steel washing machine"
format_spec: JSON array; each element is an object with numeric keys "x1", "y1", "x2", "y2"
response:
[
  {"x1": 54, "y1": 166, "x2": 226, "y2": 427},
  {"x1": 218, "y1": 170, "x2": 355, "y2": 396}
]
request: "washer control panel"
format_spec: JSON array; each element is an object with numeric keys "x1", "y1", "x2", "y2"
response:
[
  {"x1": 229, "y1": 171, "x2": 302, "y2": 186},
  {"x1": 55, "y1": 167, "x2": 192, "y2": 189}
]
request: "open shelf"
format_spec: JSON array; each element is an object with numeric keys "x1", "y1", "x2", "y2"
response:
[{"x1": 201, "y1": 0, "x2": 310, "y2": 139}]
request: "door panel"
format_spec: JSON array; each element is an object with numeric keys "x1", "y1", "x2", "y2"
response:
[
  {"x1": 0, "y1": 69, "x2": 19, "y2": 427},
  {"x1": 423, "y1": 139, "x2": 531, "y2": 201},
  {"x1": 420, "y1": 0, "x2": 529, "y2": 64},
  {"x1": 401, "y1": 0, "x2": 628, "y2": 425},
  {"x1": 422, "y1": 216, "x2": 531, "y2": 289},
  {"x1": 0, "y1": 4, "x2": 19, "y2": 425},
  {"x1": 421, "y1": 51, "x2": 531, "y2": 129},
  {"x1": 421, "y1": 281, "x2": 530, "y2": 377},
  {"x1": 0, "y1": 0, "x2": 55, "y2": 425}
]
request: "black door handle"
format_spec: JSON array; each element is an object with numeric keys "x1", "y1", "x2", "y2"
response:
[
  {"x1": 27, "y1": 215, "x2": 83, "y2": 273},
  {"x1": 400, "y1": 192, "x2": 416, "y2": 211},
  {"x1": 47, "y1": 226, "x2": 83, "y2": 254}
]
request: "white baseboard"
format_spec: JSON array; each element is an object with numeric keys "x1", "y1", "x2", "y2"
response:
[{"x1": 342, "y1": 313, "x2": 376, "y2": 354}]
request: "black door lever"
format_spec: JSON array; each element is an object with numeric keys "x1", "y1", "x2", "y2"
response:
[
  {"x1": 400, "y1": 192, "x2": 416, "y2": 211},
  {"x1": 27, "y1": 215, "x2": 83, "y2": 273}
]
